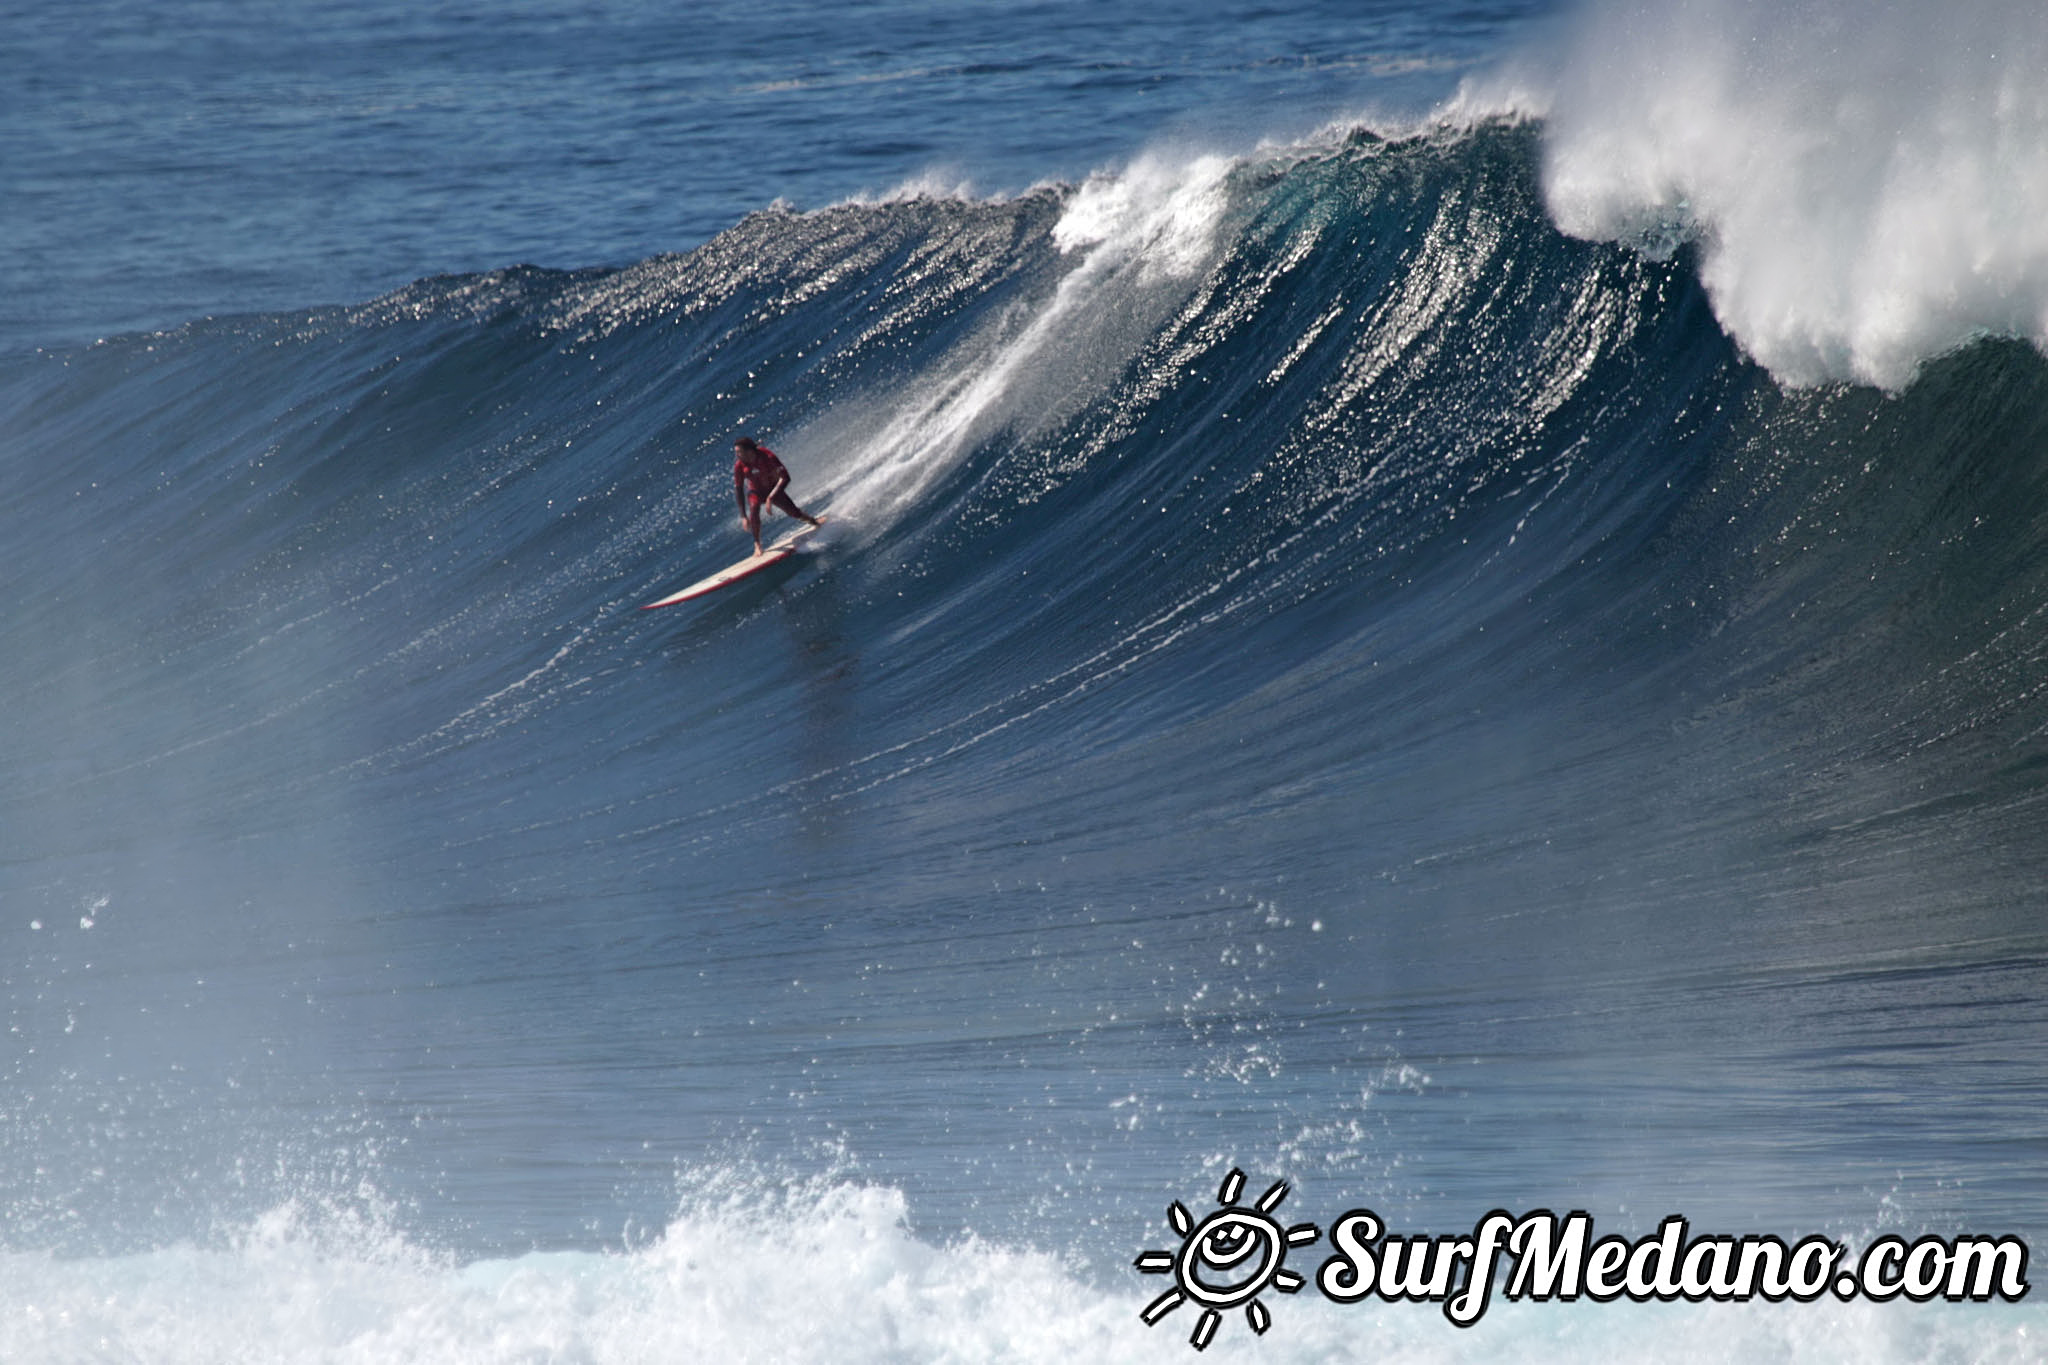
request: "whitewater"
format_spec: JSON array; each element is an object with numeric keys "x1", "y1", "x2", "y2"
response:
[{"x1": 4, "y1": 1, "x2": 2046, "y2": 1361}]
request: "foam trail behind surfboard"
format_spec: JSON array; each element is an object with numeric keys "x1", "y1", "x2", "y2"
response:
[{"x1": 798, "y1": 153, "x2": 1238, "y2": 531}]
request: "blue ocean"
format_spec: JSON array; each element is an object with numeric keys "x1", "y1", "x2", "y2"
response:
[{"x1": 5, "y1": 0, "x2": 2047, "y2": 1359}]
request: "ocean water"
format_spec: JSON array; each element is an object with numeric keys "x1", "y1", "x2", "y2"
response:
[{"x1": 5, "y1": 1, "x2": 2048, "y2": 1361}]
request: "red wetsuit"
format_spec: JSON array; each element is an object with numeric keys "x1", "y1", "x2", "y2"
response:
[
  {"x1": 741, "y1": 448, "x2": 794, "y2": 511},
  {"x1": 735, "y1": 445, "x2": 805, "y2": 523}
]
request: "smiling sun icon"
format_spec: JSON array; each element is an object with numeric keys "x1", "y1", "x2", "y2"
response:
[{"x1": 1135, "y1": 1168, "x2": 1321, "y2": 1350}]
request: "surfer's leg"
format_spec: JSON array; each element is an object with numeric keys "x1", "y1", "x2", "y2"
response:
[{"x1": 769, "y1": 490, "x2": 821, "y2": 525}]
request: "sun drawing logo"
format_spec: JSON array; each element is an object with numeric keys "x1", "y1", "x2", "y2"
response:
[{"x1": 1135, "y1": 1168, "x2": 1321, "y2": 1350}]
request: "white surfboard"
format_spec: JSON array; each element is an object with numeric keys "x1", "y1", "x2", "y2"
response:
[{"x1": 640, "y1": 519, "x2": 827, "y2": 609}]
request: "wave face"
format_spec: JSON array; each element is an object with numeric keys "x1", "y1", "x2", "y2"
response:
[{"x1": 4, "y1": 121, "x2": 2047, "y2": 1356}]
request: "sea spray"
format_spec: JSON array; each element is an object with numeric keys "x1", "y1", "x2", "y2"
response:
[{"x1": 1528, "y1": 0, "x2": 2048, "y2": 388}]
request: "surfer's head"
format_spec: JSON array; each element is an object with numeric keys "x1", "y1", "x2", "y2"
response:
[{"x1": 734, "y1": 436, "x2": 759, "y2": 455}]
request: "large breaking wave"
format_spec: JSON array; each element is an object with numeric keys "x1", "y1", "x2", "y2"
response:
[
  {"x1": 4, "y1": 114, "x2": 2046, "y2": 1360},
  {"x1": 7, "y1": 118, "x2": 2043, "y2": 859}
]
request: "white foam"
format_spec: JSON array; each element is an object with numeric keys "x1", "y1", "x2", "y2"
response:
[
  {"x1": 1051, "y1": 152, "x2": 1239, "y2": 282},
  {"x1": 0, "y1": 1180, "x2": 1167, "y2": 1365},
  {"x1": 1509, "y1": 0, "x2": 2048, "y2": 389},
  {"x1": 2, "y1": 1177, "x2": 2040, "y2": 1363},
  {"x1": 810, "y1": 150, "x2": 1238, "y2": 527}
]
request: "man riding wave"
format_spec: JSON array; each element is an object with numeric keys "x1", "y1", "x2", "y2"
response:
[{"x1": 732, "y1": 436, "x2": 823, "y2": 555}]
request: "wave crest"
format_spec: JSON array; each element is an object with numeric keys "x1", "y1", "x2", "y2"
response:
[{"x1": 1522, "y1": 0, "x2": 2048, "y2": 388}]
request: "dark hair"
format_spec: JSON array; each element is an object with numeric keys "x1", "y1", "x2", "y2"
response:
[{"x1": 734, "y1": 436, "x2": 759, "y2": 452}]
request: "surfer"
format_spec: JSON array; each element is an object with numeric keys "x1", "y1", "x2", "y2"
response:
[{"x1": 733, "y1": 436, "x2": 823, "y2": 555}]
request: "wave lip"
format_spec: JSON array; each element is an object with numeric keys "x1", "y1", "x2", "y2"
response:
[{"x1": 1516, "y1": 0, "x2": 2048, "y2": 389}]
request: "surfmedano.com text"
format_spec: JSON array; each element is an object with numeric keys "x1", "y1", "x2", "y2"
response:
[{"x1": 1316, "y1": 1210, "x2": 2030, "y2": 1327}]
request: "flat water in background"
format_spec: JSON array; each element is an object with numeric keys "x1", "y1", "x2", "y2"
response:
[{"x1": 0, "y1": 0, "x2": 1535, "y2": 354}]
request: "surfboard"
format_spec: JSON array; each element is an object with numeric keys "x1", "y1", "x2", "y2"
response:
[{"x1": 640, "y1": 519, "x2": 827, "y2": 609}]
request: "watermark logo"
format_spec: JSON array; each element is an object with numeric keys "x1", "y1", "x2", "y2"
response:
[
  {"x1": 1134, "y1": 1168, "x2": 1322, "y2": 1350},
  {"x1": 1136, "y1": 1174, "x2": 2032, "y2": 1346}
]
